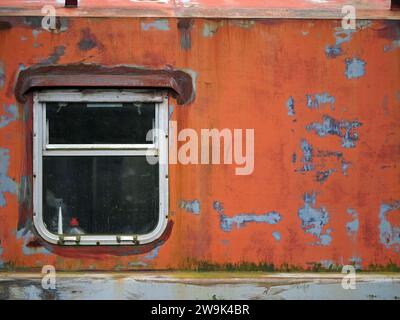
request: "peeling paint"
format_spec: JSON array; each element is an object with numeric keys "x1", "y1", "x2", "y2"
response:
[
  {"x1": 325, "y1": 21, "x2": 371, "y2": 58},
  {"x1": 384, "y1": 40, "x2": 400, "y2": 52},
  {"x1": 0, "y1": 62, "x2": 4, "y2": 88},
  {"x1": 316, "y1": 169, "x2": 335, "y2": 184},
  {"x1": 379, "y1": 201, "x2": 400, "y2": 252},
  {"x1": 346, "y1": 208, "x2": 359, "y2": 236},
  {"x1": 141, "y1": 19, "x2": 169, "y2": 31},
  {"x1": 0, "y1": 104, "x2": 18, "y2": 128},
  {"x1": 272, "y1": 231, "x2": 281, "y2": 241},
  {"x1": 202, "y1": 21, "x2": 223, "y2": 37},
  {"x1": 78, "y1": 28, "x2": 98, "y2": 51},
  {"x1": 306, "y1": 93, "x2": 335, "y2": 110},
  {"x1": 300, "y1": 139, "x2": 314, "y2": 172},
  {"x1": 298, "y1": 193, "x2": 332, "y2": 246},
  {"x1": 306, "y1": 115, "x2": 362, "y2": 148},
  {"x1": 145, "y1": 245, "x2": 161, "y2": 259},
  {"x1": 180, "y1": 199, "x2": 201, "y2": 214},
  {"x1": 345, "y1": 57, "x2": 366, "y2": 79},
  {"x1": 286, "y1": 96, "x2": 295, "y2": 116},
  {"x1": 341, "y1": 159, "x2": 351, "y2": 175},
  {"x1": 39, "y1": 46, "x2": 65, "y2": 65},
  {"x1": 0, "y1": 148, "x2": 17, "y2": 207},
  {"x1": 213, "y1": 201, "x2": 281, "y2": 232}
]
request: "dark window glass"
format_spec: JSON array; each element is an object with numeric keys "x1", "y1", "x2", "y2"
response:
[
  {"x1": 46, "y1": 102, "x2": 155, "y2": 144},
  {"x1": 43, "y1": 156, "x2": 159, "y2": 235}
]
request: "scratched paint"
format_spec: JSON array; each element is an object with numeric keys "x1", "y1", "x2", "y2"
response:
[
  {"x1": 306, "y1": 115, "x2": 362, "y2": 148},
  {"x1": 141, "y1": 19, "x2": 170, "y2": 31},
  {"x1": 379, "y1": 202, "x2": 400, "y2": 252},
  {"x1": 0, "y1": 148, "x2": 17, "y2": 207},
  {"x1": 345, "y1": 57, "x2": 366, "y2": 79},
  {"x1": 286, "y1": 96, "x2": 295, "y2": 116},
  {"x1": 180, "y1": 199, "x2": 201, "y2": 214},
  {"x1": 0, "y1": 104, "x2": 18, "y2": 128},
  {"x1": 213, "y1": 201, "x2": 282, "y2": 232},
  {"x1": 306, "y1": 93, "x2": 335, "y2": 110},
  {"x1": 298, "y1": 193, "x2": 332, "y2": 246}
]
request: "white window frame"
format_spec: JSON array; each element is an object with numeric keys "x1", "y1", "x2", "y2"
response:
[{"x1": 33, "y1": 89, "x2": 169, "y2": 246}]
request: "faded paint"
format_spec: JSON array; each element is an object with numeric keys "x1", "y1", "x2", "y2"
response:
[
  {"x1": 379, "y1": 202, "x2": 400, "y2": 252},
  {"x1": 306, "y1": 115, "x2": 362, "y2": 148},
  {"x1": 345, "y1": 57, "x2": 366, "y2": 79},
  {"x1": 306, "y1": 93, "x2": 335, "y2": 110},
  {"x1": 180, "y1": 199, "x2": 201, "y2": 214},
  {"x1": 298, "y1": 193, "x2": 332, "y2": 246},
  {"x1": 213, "y1": 201, "x2": 281, "y2": 232}
]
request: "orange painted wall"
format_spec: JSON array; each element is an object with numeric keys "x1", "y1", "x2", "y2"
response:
[{"x1": 0, "y1": 17, "x2": 399, "y2": 271}]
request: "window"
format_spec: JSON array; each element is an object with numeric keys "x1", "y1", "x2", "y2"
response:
[{"x1": 33, "y1": 90, "x2": 169, "y2": 245}]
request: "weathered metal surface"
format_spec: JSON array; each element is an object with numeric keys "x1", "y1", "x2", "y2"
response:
[
  {"x1": 0, "y1": 272, "x2": 399, "y2": 300},
  {"x1": 0, "y1": 16, "x2": 399, "y2": 272},
  {"x1": 0, "y1": 0, "x2": 398, "y2": 19}
]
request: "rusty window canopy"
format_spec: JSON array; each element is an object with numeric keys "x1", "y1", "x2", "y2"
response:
[{"x1": 15, "y1": 64, "x2": 195, "y2": 105}]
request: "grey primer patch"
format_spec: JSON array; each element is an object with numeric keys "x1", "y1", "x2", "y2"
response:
[
  {"x1": 346, "y1": 208, "x2": 359, "y2": 235},
  {"x1": 286, "y1": 96, "x2": 295, "y2": 116},
  {"x1": 180, "y1": 199, "x2": 200, "y2": 215},
  {"x1": 213, "y1": 201, "x2": 282, "y2": 232},
  {"x1": 306, "y1": 93, "x2": 335, "y2": 110},
  {"x1": 0, "y1": 148, "x2": 17, "y2": 207},
  {"x1": 345, "y1": 57, "x2": 366, "y2": 79},
  {"x1": 0, "y1": 104, "x2": 18, "y2": 128},
  {"x1": 298, "y1": 193, "x2": 332, "y2": 246},
  {"x1": 39, "y1": 46, "x2": 65, "y2": 65},
  {"x1": 379, "y1": 201, "x2": 400, "y2": 251},
  {"x1": 306, "y1": 115, "x2": 362, "y2": 148},
  {"x1": 141, "y1": 19, "x2": 169, "y2": 31},
  {"x1": 315, "y1": 169, "x2": 336, "y2": 184},
  {"x1": 300, "y1": 139, "x2": 314, "y2": 172},
  {"x1": 78, "y1": 29, "x2": 97, "y2": 51}
]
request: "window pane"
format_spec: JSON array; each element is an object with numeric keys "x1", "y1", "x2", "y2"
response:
[
  {"x1": 42, "y1": 156, "x2": 159, "y2": 235},
  {"x1": 46, "y1": 102, "x2": 155, "y2": 144}
]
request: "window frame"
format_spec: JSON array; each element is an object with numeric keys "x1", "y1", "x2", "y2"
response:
[{"x1": 33, "y1": 89, "x2": 169, "y2": 246}]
